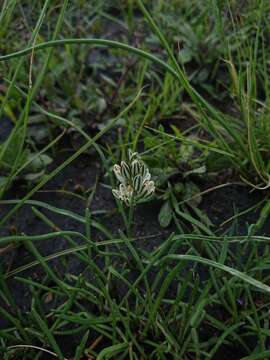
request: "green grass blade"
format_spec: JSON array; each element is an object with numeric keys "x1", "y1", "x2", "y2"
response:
[{"x1": 162, "y1": 254, "x2": 270, "y2": 293}]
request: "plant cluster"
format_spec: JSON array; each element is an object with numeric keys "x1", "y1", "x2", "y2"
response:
[{"x1": 1, "y1": 0, "x2": 270, "y2": 359}]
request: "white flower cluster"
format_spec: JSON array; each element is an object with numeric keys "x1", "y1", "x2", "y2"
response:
[{"x1": 112, "y1": 150, "x2": 155, "y2": 206}]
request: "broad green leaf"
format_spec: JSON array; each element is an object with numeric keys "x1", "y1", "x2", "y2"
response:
[
  {"x1": 96, "y1": 343, "x2": 128, "y2": 360},
  {"x1": 159, "y1": 200, "x2": 173, "y2": 228}
]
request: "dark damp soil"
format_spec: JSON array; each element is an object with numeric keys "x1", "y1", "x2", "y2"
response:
[
  {"x1": 0, "y1": 117, "x2": 13, "y2": 143},
  {"x1": 0, "y1": 147, "x2": 269, "y2": 359},
  {"x1": 200, "y1": 180, "x2": 269, "y2": 234}
]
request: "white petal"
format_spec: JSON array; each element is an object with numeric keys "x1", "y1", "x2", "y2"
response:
[{"x1": 112, "y1": 189, "x2": 121, "y2": 199}]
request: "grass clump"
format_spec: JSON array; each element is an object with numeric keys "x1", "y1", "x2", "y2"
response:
[{"x1": 1, "y1": 0, "x2": 270, "y2": 359}]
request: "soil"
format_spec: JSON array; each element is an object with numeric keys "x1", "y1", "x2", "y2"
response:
[{"x1": 0, "y1": 117, "x2": 13, "y2": 143}]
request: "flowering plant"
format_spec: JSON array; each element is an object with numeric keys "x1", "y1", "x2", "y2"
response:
[{"x1": 112, "y1": 150, "x2": 155, "y2": 206}]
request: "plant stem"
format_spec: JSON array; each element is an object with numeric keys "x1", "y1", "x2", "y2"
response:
[{"x1": 127, "y1": 202, "x2": 135, "y2": 238}]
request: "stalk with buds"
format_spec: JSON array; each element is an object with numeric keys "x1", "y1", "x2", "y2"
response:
[{"x1": 112, "y1": 150, "x2": 155, "y2": 206}]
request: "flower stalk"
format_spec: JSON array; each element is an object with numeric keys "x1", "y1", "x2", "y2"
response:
[{"x1": 112, "y1": 149, "x2": 155, "y2": 236}]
